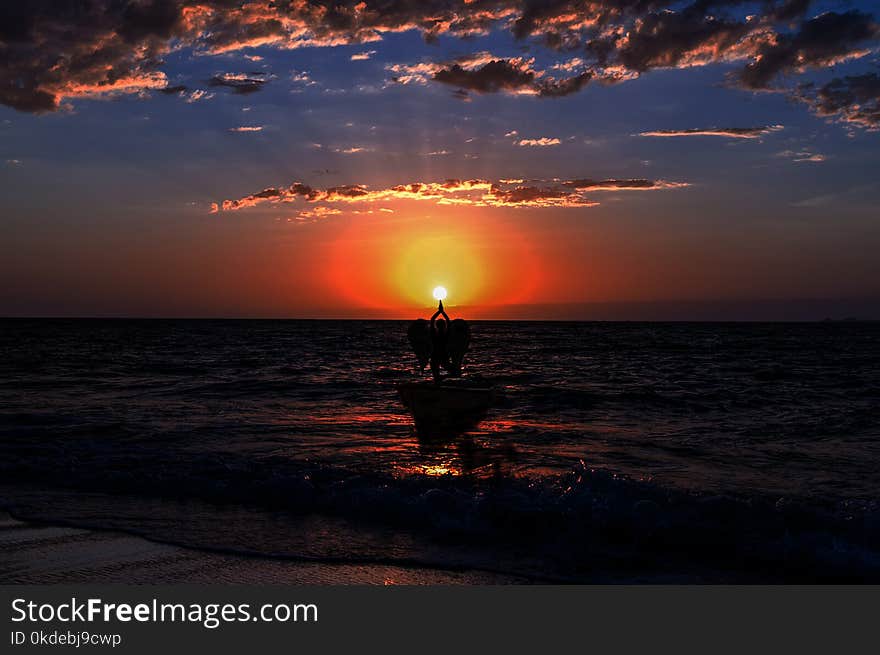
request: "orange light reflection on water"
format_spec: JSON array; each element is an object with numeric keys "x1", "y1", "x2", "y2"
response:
[{"x1": 395, "y1": 462, "x2": 462, "y2": 477}]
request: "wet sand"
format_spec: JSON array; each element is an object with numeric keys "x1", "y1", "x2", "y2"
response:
[{"x1": 0, "y1": 512, "x2": 525, "y2": 585}]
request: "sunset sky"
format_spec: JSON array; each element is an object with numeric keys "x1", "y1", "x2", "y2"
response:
[{"x1": 2, "y1": 1, "x2": 879, "y2": 319}]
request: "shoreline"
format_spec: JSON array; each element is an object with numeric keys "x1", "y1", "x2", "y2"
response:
[{"x1": 0, "y1": 510, "x2": 528, "y2": 585}]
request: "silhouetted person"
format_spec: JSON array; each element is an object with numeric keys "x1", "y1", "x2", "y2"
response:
[
  {"x1": 430, "y1": 300, "x2": 451, "y2": 381},
  {"x1": 407, "y1": 300, "x2": 470, "y2": 379}
]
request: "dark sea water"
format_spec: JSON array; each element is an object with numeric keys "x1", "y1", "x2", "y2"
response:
[{"x1": 2, "y1": 319, "x2": 879, "y2": 582}]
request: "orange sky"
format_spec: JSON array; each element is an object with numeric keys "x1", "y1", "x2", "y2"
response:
[{"x1": 3, "y1": 190, "x2": 880, "y2": 319}]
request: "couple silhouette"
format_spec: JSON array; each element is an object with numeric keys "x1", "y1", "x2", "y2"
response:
[{"x1": 407, "y1": 299, "x2": 470, "y2": 381}]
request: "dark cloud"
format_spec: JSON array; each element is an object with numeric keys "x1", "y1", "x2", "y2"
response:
[
  {"x1": 796, "y1": 73, "x2": 880, "y2": 130},
  {"x1": 0, "y1": 0, "x2": 181, "y2": 112},
  {"x1": 766, "y1": 0, "x2": 813, "y2": 22},
  {"x1": 615, "y1": 9, "x2": 754, "y2": 73},
  {"x1": 738, "y1": 11, "x2": 879, "y2": 90},
  {"x1": 425, "y1": 56, "x2": 596, "y2": 98},
  {"x1": 0, "y1": 0, "x2": 877, "y2": 128},
  {"x1": 433, "y1": 60, "x2": 537, "y2": 94},
  {"x1": 118, "y1": 0, "x2": 182, "y2": 42},
  {"x1": 537, "y1": 71, "x2": 594, "y2": 97},
  {"x1": 208, "y1": 74, "x2": 268, "y2": 94}
]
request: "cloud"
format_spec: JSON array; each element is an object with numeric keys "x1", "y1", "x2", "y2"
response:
[
  {"x1": 489, "y1": 185, "x2": 596, "y2": 206},
  {"x1": 387, "y1": 52, "x2": 503, "y2": 85},
  {"x1": 1, "y1": 0, "x2": 877, "y2": 131},
  {"x1": 550, "y1": 58, "x2": 586, "y2": 72},
  {"x1": 791, "y1": 192, "x2": 838, "y2": 208},
  {"x1": 433, "y1": 58, "x2": 539, "y2": 95},
  {"x1": 208, "y1": 73, "x2": 269, "y2": 94},
  {"x1": 185, "y1": 89, "x2": 214, "y2": 103},
  {"x1": 296, "y1": 206, "x2": 342, "y2": 220},
  {"x1": 0, "y1": 0, "x2": 185, "y2": 112},
  {"x1": 606, "y1": 9, "x2": 759, "y2": 74},
  {"x1": 229, "y1": 125, "x2": 263, "y2": 132},
  {"x1": 639, "y1": 126, "x2": 785, "y2": 139},
  {"x1": 213, "y1": 174, "x2": 689, "y2": 212},
  {"x1": 535, "y1": 71, "x2": 594, "y2": 98},
  {"x1": 776, "y1": 149, "x2": 827, "y2": 163},
  {"x1": 351, "y1": 50, "x2": 377, "y2": 61},
  {"x1": 738, "y1": 11, "x2": 879, "y2": 90},
  {"x1": 159, "y1": 85, "x2": 214, "y2": 102},
  {"x1": 795, "y1": 73, "x2": 880, "y2": 130},
  {"x1": 562, "y1": 179, "x2": 690, "y2": 191},
  {"x1": 289, "y1": 70, "x2": 318, "y2": 92},
  {"x1": 517, "y1": 137, "x2": 561, "y2": 147},
  {"x1": 389, "y1": 52, "x2": 598, "y2": 98}
]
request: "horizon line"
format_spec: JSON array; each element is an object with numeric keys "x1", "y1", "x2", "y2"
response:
[
  {"x1": 3, "y1": 297, "x2": 879, "y2": 322},
  {"x1": 2, "y1": 316, "x2": 878, "y2": 323}
]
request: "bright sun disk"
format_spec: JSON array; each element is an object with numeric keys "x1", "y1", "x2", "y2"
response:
[{"x1": 433, "y1": 286, "x2": 447, "y2": 301}]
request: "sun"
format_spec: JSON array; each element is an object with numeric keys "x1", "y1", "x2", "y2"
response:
[
  {"x1": 326, "y1": 209, "x2": 540, "y2": 312},
  {"x1": 432, "y1": 286, "x2": 448, "y2": 301}
]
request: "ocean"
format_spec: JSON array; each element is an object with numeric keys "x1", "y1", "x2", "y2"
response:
[{"x1": 1, "y1": 319, "x2": 879, "y2": 582}]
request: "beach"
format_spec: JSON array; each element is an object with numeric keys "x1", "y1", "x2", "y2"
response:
[{"x1": 0, "y1": 510, "x2": 525, "y2": 585}]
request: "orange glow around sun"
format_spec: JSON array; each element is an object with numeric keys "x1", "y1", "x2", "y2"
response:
[{"x1": 325, "y1": 205, "x2": 540, "y2": 315}]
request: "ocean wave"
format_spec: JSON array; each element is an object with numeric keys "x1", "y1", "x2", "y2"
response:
[{"x1": 2, "y1": 447, "x2": 879, "y2": 582}]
